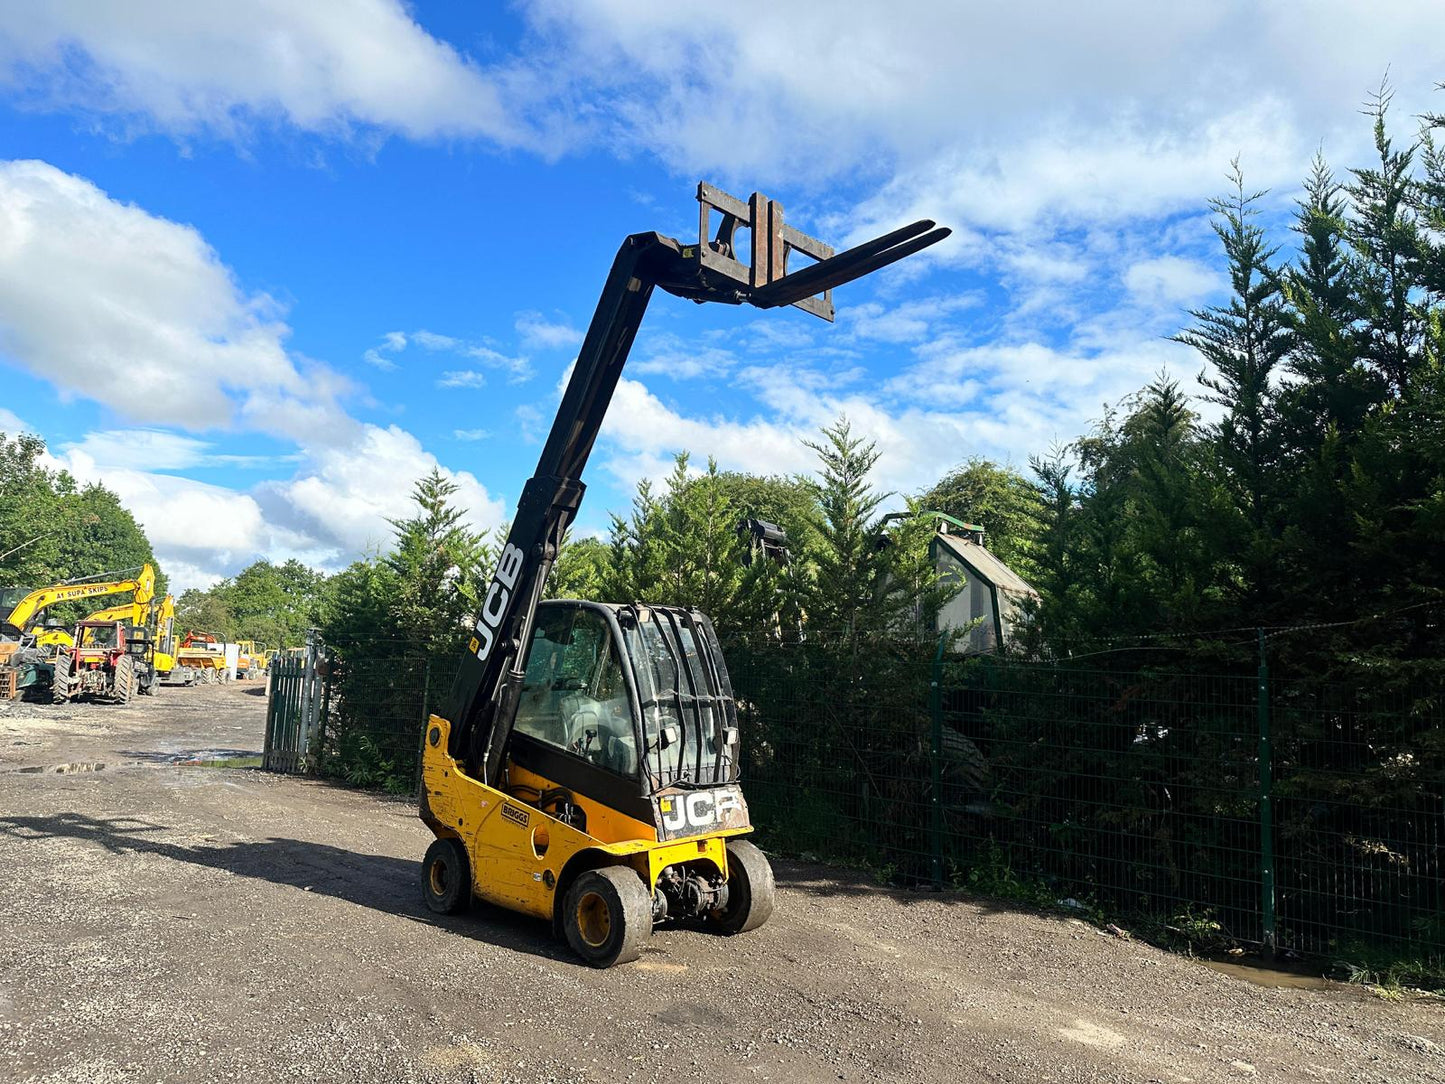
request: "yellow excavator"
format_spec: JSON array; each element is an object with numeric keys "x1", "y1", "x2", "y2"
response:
[
  {"x1": 0, "y1": 564, "x2": 156, "y2": 643},
  {"x1": 419, "y1": 183, "x2": 948, "y2": 966}
]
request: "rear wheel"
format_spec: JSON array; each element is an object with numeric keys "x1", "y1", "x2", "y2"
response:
[
  {"x1": 563, "y1": 866, "x2": 652, "y2": 968},
  {"x1": 713, "y1": 839, "x2": 774, "y2": 935},
  {"x1": 51, "y1": 654, "x2": 72, "y2": 704},
  {"x1": 114, "y1": 655, "x2": 135, "y2": 703},
  {"x1": 421, "y1": 837, "x2": 471, "y2": 915}
]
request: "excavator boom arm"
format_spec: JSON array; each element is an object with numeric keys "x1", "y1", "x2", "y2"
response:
[{"x1": 3, "y1": 564, "x2": 155, "y2": 638}]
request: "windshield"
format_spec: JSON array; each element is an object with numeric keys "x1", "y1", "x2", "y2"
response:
[
  {"x1": 625, "y1": 608, "x2": 739, "y2": 791},
  {"x1": 80, "y1": 625, "x2": 118, "y2": 648}
]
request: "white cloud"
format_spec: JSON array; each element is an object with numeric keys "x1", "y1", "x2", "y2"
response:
[
  {"x1": 526, "y1": 2, "x2": 1443, "y2": 192},
  {"x1": 453, "y1": 428, "x2": 491, "y2": 442},
  {"x1": 516, "y1": 310, "x2": 583, "y2": 352},
  {"x1": 265, "y1": 423, "x2": 506, "y2": 559},
  {"x1": 0, "y1": 0, "x2": 525, "y2": 145},
  {"x1": 46, "y1": 444, "x2": 274, "y2": 582},
  {"x1": 370, "y1": 327, "x2": 533, "y2": 382},
  {"x1": 0, "y1": 406, "x2": 29, "y2": 435},
  {"x1": 0, "y1": 159, "x2": 354, "y2": 443},
  {"x1": 0, "y1": 162, "x2": 510, "y2": 589},
  {"x1": 59, "y1": 429, "x2": 289, "y2": 471},
  {"x1": 438, "y1": 370, "x2": 487, "y2": 389},
  {"x1": 631, "y1": 335, "x2": 737, "y2": 380},
  {"x1": 45, "y1": 421, "x2": 510, "y2": 591},
  {"x1": 1124, "y1": 255, "x2": 1224, "y2": 309}
]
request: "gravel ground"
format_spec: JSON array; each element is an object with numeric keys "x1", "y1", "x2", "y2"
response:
[{"x1": 1, "y1": 682, "x2": 1442, "y2": 1084}]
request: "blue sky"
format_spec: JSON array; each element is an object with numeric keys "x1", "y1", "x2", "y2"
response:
[{"x1": 0, "y1": 2, "x2": 1441, "y2": 589}]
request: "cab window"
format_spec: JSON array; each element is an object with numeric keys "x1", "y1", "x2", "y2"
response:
[{"x1": 513, "y1": 607, "x2": 639, "y2": 777}]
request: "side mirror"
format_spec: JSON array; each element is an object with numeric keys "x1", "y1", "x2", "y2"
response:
[{"x1": 659, "y1": 725, "x2": 679, "y2": 750}]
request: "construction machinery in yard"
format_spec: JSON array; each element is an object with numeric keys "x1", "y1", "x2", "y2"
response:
[
  {"x1": 51, "y1": 618, "x2": 154, "y2": 703},
  {"x1": 419, "y1": 182, "x2": 948, "y2": 966},
  {"x1": 171, "y1": 631, "x2": 231, "y2": 684},
  {"x1": 79, "y1": 593, "x2": 179, "y2": 686},
  {"x1": 234, "y1": 640, "x2": 268, "y2": 679},
  {"x1": 0, "y1": 565, "x2": 156, "y2": 699}
]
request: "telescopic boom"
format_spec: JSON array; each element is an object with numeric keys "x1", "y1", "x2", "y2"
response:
[{"x1": 446, "y1": 184, "x2": 950, "y2": 783}]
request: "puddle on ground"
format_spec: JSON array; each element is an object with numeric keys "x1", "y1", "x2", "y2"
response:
[
  {"x1": 193, "y1": 756, "x2": 262, "y2": 769},
  {"x1": 1197, "y1": 957, "x2": 1333, "y2": 990},
  {"x1": 119, "y1": 748, "x2": 263, "y2": 768},
  {"x1": 14, "y1": 761, "x2": 106, "y2": 774}
]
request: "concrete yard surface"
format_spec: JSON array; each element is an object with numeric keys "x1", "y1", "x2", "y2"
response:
[{"x1": 1, "y1": 683, "x2": 1442, "y2": 1083}]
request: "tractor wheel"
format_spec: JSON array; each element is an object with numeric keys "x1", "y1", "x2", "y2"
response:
[
  {"x1": 114, "y1": 655, "x2": 135, "y2": 703},
  {"x1": 51, "y1": 654, "x2": 72, "y2": 704},
  {"x1": 421, "y1": 837, "x2": 471, "y2": 915},
  {"x1": 712, "y1": 838, "x2": 775, "y2": 935},
  {"x1": 940, "y1": 729, "x2": 990, "y2": 803},
  {"x1": 563, "y1": 866, "x2": 652, "y2": 968}
]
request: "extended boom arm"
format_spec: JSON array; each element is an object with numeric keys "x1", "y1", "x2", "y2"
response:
[
  {"x1": 2, "y1": 564, "x2": 155, "y2": 639},
  {"x1": 446, "y1": 184, "x2": 949, "y2": 782}
]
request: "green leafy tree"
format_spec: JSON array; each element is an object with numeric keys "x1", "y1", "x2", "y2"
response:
[
  {"x1": 803, "y1": 417, "x2": 940, "y2": 640},
  {"x1": 175, "y1": 587, "x2": 237, "y2": 640},
  {"x1": 603, "y1": 453, "x2": 766, "y2": 630}
]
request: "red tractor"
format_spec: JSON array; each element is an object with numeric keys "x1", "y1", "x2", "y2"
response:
[{"x1": 51, "y1": 620, "x2": 153, "y2": 704}]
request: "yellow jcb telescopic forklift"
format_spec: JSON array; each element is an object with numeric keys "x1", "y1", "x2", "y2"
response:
[{"x1": 419, "y1": 183, "x2": 948, "y2": 966}]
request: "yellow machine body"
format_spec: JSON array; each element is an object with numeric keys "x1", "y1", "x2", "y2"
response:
[{"x1": 421, "y1": 715, "x2": 749, "y2": 923}]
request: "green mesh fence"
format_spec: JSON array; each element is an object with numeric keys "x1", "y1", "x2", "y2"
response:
[{"x1": 303, "y1": 633, "x2": 1443, "y2": 972}]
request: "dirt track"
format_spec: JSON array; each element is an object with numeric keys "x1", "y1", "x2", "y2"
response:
[{"x1": 1, "y1": 683, "x2": 1442, "y2": 1084}]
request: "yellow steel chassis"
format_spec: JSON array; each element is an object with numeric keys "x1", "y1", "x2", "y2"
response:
[{"x1": 421, "y1": 715, "x2": 750, "y2": 923}]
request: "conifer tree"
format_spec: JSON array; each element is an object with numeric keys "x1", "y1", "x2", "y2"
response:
[
  {"x1": 1173, "y1": 161, "x2": 1291, "y2": 536},
  {"x1": 1347, "y1": 84, "x2": 1424, "y2": 393}
]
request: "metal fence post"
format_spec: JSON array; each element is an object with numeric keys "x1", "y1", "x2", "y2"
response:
[
  {"x1": 414, "y1": 659, "x2": 432, "y2": 799},
  {"x1": 930, "y1": 635, "x2": 945, "y2": 889},
  {"x1": 1257, "y1": 628, "x2": 1277, "y2": 960},
  {"x1": 316, "y1": 656, "x2": 332, "y2": 776}
]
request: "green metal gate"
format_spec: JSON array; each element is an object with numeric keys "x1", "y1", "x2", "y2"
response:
[{"x1": 262, "y1": 633, "x2": 324, "y2": 773}]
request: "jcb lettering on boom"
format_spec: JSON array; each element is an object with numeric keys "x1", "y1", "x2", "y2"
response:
[{"x1": 472, "y1": 543, "x2": 524, "y2": 662}]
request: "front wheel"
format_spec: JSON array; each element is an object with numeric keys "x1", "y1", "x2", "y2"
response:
[
  {"x1": 713, "y1": 839, "x2": 775, "y2": 935},
  {"x1": 421, "y1": 837, "x2": 471, "y2": 915},
  {"x1": 563, "y1": 866, "x2": 652, "y2": 968}
]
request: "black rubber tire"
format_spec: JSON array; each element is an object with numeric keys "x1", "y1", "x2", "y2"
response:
[
  {"x1": 562, "y1": 866, "x2": 652, "y2": 968},
  {"x1": 51, "y1": 654, "x2": 72, "y2": 704},
  {"x1": 115, "y1": 655, "x2": 135, "y2": 703},
  {"x1": 713, "y1": 838, "x2": 775, "y2": 935},
  {"x1": 421, "y1": 837, "x2": 471, "y2": 915},
  {"x1": 941, "y1": 729, "x2": 989, "y2": 800}
]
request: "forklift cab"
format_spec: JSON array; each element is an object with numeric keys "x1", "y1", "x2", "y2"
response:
[{"x1": 506, "y1": 600, "x2": 746, "y2": 839}]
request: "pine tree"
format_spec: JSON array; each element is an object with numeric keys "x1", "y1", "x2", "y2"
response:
[
  {"x1": 385, "y1": 469, "x2": 484, "y2": 655},
  {"x1": 1347, "y1": 83, "x2": 1424, "y2": 393},
  {"x1": 1281, "y1": 154, "x2": 1380, "y2": 442},
  {"x1": 1173, "y1": 161, "x2": 1291, "y2": 535}
]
